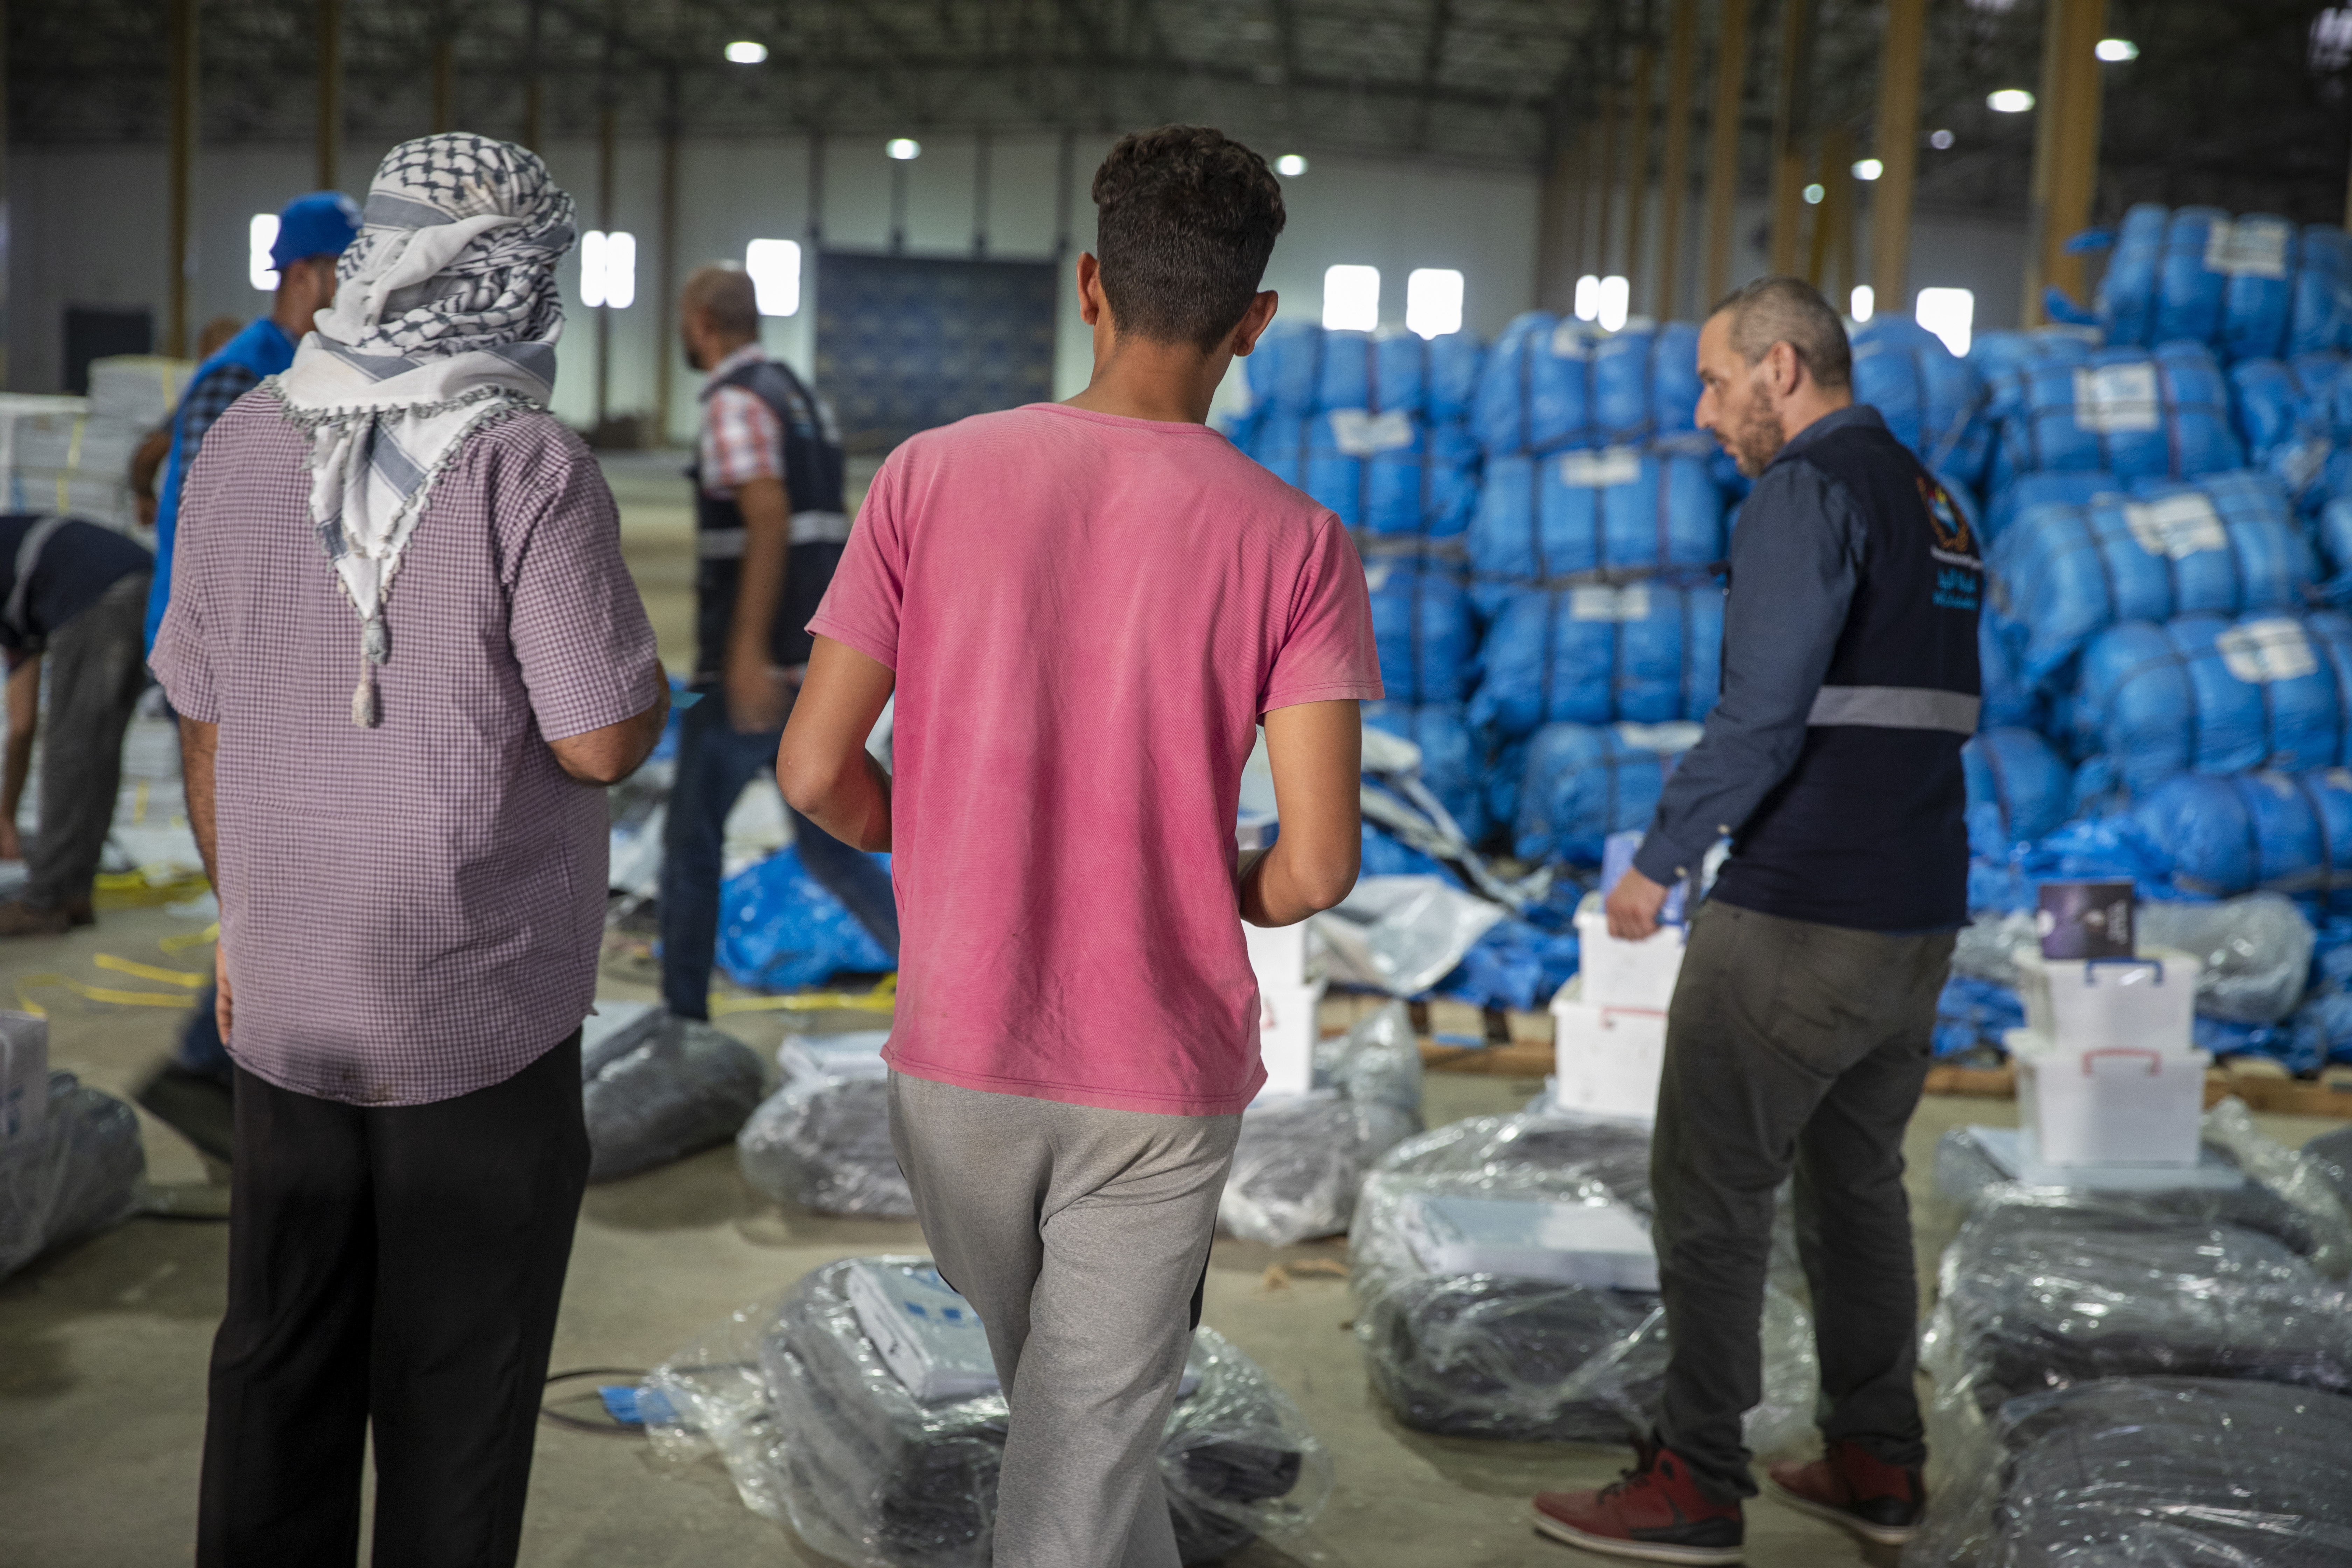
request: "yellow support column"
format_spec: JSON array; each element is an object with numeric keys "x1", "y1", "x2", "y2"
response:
[
  {"x1": 1870, "y1": 0, "x2": 1928, "y2": 320},
  {"x1": 1654, "y1": 0, "x2": 1700, "y2": 319},
  {"x1": 2024, "y1": 0, "x2": 2108, "y2": 324},
  {"x1": 1701, "y1": 0, "x2": 1751, "y2": 308}
]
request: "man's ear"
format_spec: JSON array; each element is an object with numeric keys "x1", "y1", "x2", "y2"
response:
[
  {"x1": 1076, "y1": 252, "x2": 1107, "y2": 328},
  {"x1": 1767, "y1": 340, "x2": 1803, "y2": 399},
  {"x1": 1229, "y1": 290, "x2": 1280, "y2": 356}
]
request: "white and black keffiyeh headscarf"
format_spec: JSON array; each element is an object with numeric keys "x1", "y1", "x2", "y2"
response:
[{"x1": 269, "y1": 133, "x2": 576, "y2": 726}]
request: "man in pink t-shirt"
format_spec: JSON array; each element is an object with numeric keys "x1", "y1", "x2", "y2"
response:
[{"x1": 781, "y1": 126, "x2": 1380, "y2": 1567}]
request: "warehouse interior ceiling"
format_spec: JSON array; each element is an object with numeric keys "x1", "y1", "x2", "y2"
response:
[{"x1": 10, "y1": 0, "x2": 2352, "y2": 219}]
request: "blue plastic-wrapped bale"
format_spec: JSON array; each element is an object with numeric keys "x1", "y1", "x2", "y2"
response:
[
  {"x1": 1483, "y1": 734, "x2": 1532, "y2": 850},
  {"x1": 1592, "y1": 325, "x2": 1655, "y2": 444},
  {"x1": 1650, "y1": 322, "x2": 1702, "y2": 435},
  {"x1": 2096, "y1": 203, "x2": 2169, "y2": 348},
  {"x1": 1513, "y1": 720, "x2": 1701, "y2": 865},
  {"x1": 1472, "y1": 312, "x2": 1601, "y2": 456},
  {"x1": 1246, "y1": 317, "x2": 1324, "y2": 416},
  {"x1": 1468, "y1": 446, "x2": 1723, "y2": 586},
  {"x1": 1985, "y1": 469, "x2": 2119, "y2": 542},
  {"x1": 1993, "y1": 342, "x2": 2241, "y2": 488},
  {"x1": 2319, "y1": 496, "x2": 2352, "y2": 600},
  {"x1": 1367, "y1": 561, "x2": 1475, "y2": 705},
  {"x1": 2130, "y1": 769, "x2": 2352, "y2": 897},
  {"x1": 1980, "y1": 616, "x2": 2043, "y2": 730},
  {"x1": 1851, "y1": 316, "x2": 1993, "y2": 488},
  {"x1": 2297, "y1": 227, "x2": 2352, "y2": 357},
  {"x1": 1314, "y1": 327, "x2": 1484, "y2": 418},
  {"x1": 1250, "y1": 411, "x2": 1364, "y2": 526},
  {"x1": 1365, "y1": 419, "x2": 1481, "y2": 537},
  {"x1": 2222, "y1": 215, "x2": 2310, "y2": 364},
  {"x1": 1968, "y1": 327, "x2": 2096, "y2": 426},
  {"x1": 2073, "y1": 610, "x2": 2352, "y2": 794},
  {"x1": 1989, "y1": 471, "x2": 2312, "y2": 686},
  {"x1": 1365, "y1": 701, "x2": 1486, "y2": 841},
  {"x1": 2156, "y1": 205, "x2": 2234, "y2": 348},
  {"x1": 2229, "y1": 355, "x2": 2345, "y2": 471},
  {"x1": 1467, "y1": 580, "x2": 1723, "y2": 738},
  {"x1": 1963, "y1": 728, "x2": 2075, "y2": 846}
]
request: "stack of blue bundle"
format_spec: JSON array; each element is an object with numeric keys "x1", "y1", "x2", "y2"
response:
[
  {"x1": 2130, "y1": 769, "x2": 2352, "y2": 897},
  {"x1": 1511, "y1": 720, "x2": 1699, "y2": 865},
  {"x1": 1988, "y1": 470, "x2": 2312, "y2": 686},
  {"x1": 1963, "y1": 728, "x2": 2075, "y2": 849},
  {"x1": 1984, "y1": 468, "x2": 2121, "y2": 540},
  {"x1": 1466, "y1": 446, "x2": 1723, "y2": 596},
  {"x1": 2100, "y1": 202, "x2": 2352, "y2": 361},
  {"x1": 2071, "y1": 609, "x2": 2352, "y2": 794},
  {"x1": 1471, "y1": 312, "x2": 1706, "y2": 455},
  {"x1": 1367, "y1": 562, "x2": 1476, "y2": 705},
  {"x1": 1312, "y1": 327, "x2": 1484, "y2": 420},
  {"x1": 1988, "y1": 341, "x2": 2242, "y2": 493},
  {"x1": 1467, "y1": 581, "x2": 1722, "y2": 737},
  {"x1": 1364, "y1": 700, "x2": 1486, "y2": 842},
  {"x1": 1850, "y1": 315, "x2": 1992, "y2": 487}
]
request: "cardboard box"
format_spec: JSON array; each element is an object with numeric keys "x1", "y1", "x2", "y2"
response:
[
  {"x1": 1550, "y1": 990, "x2": 1666, "y2": 1123},
  {"x1": 1395, "y1": 1192, "x2": 1659, "y2": 1290}
]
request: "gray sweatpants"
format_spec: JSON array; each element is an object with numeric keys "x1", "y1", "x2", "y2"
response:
[
  {"x1": 28, "y1": 572, "x2": 150, "y2": 911},
  {"x1": 886, "y1": 1071, "x2": 1242, "y2": 1568}
]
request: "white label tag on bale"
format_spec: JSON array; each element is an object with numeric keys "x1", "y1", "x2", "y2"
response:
[
  {"x1": 1549, "y1": 321, "x2": 1597, "y2": 358},
  {"x1": 2206, "y1": 216, "x2": 2292, "y2": 279},
  {"x1": 1613, "y1": 721, "x2": 1705, "y2": 752},
  {"x1": 1559, "y1": 447, "x2": 1644, "y2": 488},
  {"x1": 2124, "y1": 493, "x2": 2227, "y2": 559},
  {"x1": 1569, "y1": 583, "x2": 1652, "y2": 622},
  {"x1": 2072, "y1": 363, "x2": 2162, "y2": 433},
  {"x1": 1329, "y1": 408, "x2": 1415, "y2": 457},
  {"x1": 2218, "y1": 617, "x2": 2318, "y2": 683}
]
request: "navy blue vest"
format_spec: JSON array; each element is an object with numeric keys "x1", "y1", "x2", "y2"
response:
[
  {"x1": 1709, "y1": 421, "x2": 1983, "y2": 931},
  {"x1": 691, "y1": 356, "x2": 849, "y2": 680}
]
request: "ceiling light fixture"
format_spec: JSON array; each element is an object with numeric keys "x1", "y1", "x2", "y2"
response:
[
  {"x1": 2095, "y1": 37, "x2": 2139, "y2": 62},
  {"x1": 1987, "y1": 88, "x2": 2036, "y2": 113},
  {"x1": 1275, "y1": 153, "x2": 1309, "y2": 177},
  {"x1": 724, "y1": 40, "x2": 767, "y2": 64}
]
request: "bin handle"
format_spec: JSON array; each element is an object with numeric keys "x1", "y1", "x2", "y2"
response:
[
  {"x1": 2079, "y1": 1048, "x2": 2163, "y2": 1077},
  {"x1": 2081, "y1": 957, "x2": 2163, "y2": 986},
  {"x1": 1598, "y1": 1007, "x2": 1667, "y2": 1025}
]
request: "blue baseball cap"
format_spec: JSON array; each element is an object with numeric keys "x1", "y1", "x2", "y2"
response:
[{"x1": 269, "y1": 191, "x2": 362, "y2": 271}]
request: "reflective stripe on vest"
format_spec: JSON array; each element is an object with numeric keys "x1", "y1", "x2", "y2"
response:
[
  {"x1": 1806, "y1": 684, "x2": 1981, "y2": 734},
  {"x1": 695, "y1": 510, "x2": 854, "y2": 558}
]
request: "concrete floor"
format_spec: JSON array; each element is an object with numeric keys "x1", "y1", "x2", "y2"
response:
[{"x1": 5, "y1": 451, "x2": 2346, "y2": 1566}]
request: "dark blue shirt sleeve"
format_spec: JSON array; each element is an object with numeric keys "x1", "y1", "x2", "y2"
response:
[{"x1": 1631, "y1": 458, "x2": 1864, "y2": 885}]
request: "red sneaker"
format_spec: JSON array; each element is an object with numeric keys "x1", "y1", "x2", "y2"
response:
[
  {"x1": 1531, "y1": 1438, "x2": 1744, "y2": 1565},
  {"x1": 1764, "y1": 1440, "x2": 1927, "y2": 1547}
]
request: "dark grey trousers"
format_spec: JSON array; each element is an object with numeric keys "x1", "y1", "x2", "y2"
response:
[
  {"x1": 28, "y1": 571, "x2": 150, "y2": 911},
  {"x1": 1651, "y1": 898, "x2": 1954, "y2": 1502}
]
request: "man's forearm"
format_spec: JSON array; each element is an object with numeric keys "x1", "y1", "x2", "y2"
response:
[
  {"x1": 1240, "y1": 836, "x2": 1357, "y2": 927},
  {"x1": 178, "y1": 716, "x2": 223, "y2": 894},
  {"x1": 793, "y1": 752, "x2": 892, "y2": 853}
]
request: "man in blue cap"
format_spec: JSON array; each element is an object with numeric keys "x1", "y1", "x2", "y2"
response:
[{"x1": 133, "y1": 190, "x2": 358, "y2": 1161}]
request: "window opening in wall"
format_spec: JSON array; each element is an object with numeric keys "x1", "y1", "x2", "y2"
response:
[
  {"x1": 249, "y1": 215, "x2": 281, "y2": 292},
  {"x1": 1916, "y1": 287, "x2": 1974, "y2": 356},
  {"x1": 746, "y1": 240, "x2": 803, "y2": 317},
  {"x1": 1597, "y1": 275, "x2": 1630, "y2": 333},
  {"x1": 1574, "y1": 274, "x2": 1602, "y2": 322},
  {"x1": 1405, "y1": 269, "x2": 1464, "y2": 339},
  {"x1": 581, "y1": 230, "x2": 636, "y2": 309},
  {"x1": 1323, "y1": 265, "x2": 1379, "y2": 331},
  {"x1": 1850, "y1": 285, "x2": 1875, "y2": 323}
]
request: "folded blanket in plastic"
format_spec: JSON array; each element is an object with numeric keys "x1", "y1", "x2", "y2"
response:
[
  {"x1": 738, "y1": 1070, "x2": 913, "y2": 1218},
  {"x1": 1219, "y1": 1001, "x2": 1425, "y2": 1248},
  {"x1": 1348, "y1": 1109, "x2": 1817, "y2": 1448},
  {"x1": 0, "y1": 1072, "x2": 145, "y2": 1281},
  {"x1": 581, "y1": 1004, "x2": 768, "y2": 1183},
  {"x1": 1903, "y1": 1377, "x2": 2352, "y2": 1568},
  {"x1": 639, "y1": 1257, "x2": 1333, "y2": 1568}
]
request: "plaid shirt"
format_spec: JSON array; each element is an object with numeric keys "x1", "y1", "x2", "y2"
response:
[
  {"x1": 696, "y1": 343, "x2": 786, "y2": 499},
  {"x1": 151, "y1": 398, "x2": 663, "y2": 1106},
  {"x1": 174, "y1": 361, "x2": 262, "y2": 461}
]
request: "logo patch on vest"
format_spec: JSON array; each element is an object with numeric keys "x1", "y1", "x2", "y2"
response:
[{"x1": 1916, "y1": 474, "x2": 1983, "y2": 576}]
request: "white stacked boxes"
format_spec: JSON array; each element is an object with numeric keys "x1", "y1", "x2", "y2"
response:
[
  {"x1": 1244, "y1": 919, "x2": 1324, "y2": 1099},
  {"x1": 1551, "y1": 893, "x2": 1685, "y2": 1122},
  {"x1": 2010, "y1": 946, "x2": 2209, "y2": 1169}
]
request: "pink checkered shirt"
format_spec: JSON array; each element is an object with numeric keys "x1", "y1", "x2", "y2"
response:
[
  {"x1": 151, "y1": 398, "x2": 663, "y2": 1106},
  {"x1": 697, "y1": 343, "x2": 785, "y2": 498}
]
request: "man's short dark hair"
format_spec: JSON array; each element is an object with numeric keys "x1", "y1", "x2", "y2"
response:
[
  {"x1": 1092, "y1": 126, "x2": 1286, "y2": 352},
  {"x1": 1709, "y1": 274, "x2": 1852, "y2": 390},
  {"x1": 682, "y1": 263, "x2": 760, "y2": 340}
]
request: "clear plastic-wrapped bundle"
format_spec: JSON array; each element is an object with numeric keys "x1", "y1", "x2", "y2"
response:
[
  {"x1": 1349, "y1": 1110, "x2": 1818, "y2": 1449},
  {"x1": 1362, "y1": 701, "x2": 1485, "y2": 843},
  {"x1": 1962, "y1": 728, "x2": 2073, "y2": 849},
  {"x1": 640, "y1": 1258, "x2": 1332, "y2": 1568},
  {"x1": 737, "y1": 1074, "x2": 914, "y2": 1218},
  {"x1": 1467, "y1": 446, "x2": 1723, "y2": 587},
  {"x1": 1850, "y1": 314, "x2": 1992, "y2": 486},
  {"x1": 1988, "y1": 469, "x2": 2312, "y2": 685},
  {"x1": 583, "y1": 1013, "x2": 769, "y2": 1183},
  {"x1": 2129, "y1": 770, "x2": 2352, "y2": 900},
  {"x1": 1949, "y1": 896, "x2": 2316, "y2": 1027},
  {"x1": 1990, "y1": 342, "x2": 2241, "y2": 492},
  {"x1": 1918, "y1": 1185, "x2": 2352, "y2": 1417},
  {"x1": 1218, "y1": 1002, "x2": 1426, "y2": 1247},
  {"x1": 1512, "y1": 720, "x2": 1700, "y2": 866},
  {"x1": 1467, "y1": 581, "x2": 1722, "y2": 738},
  {"x1": 2070, "y1": 609, "x2": 2352, "y2": 793},
  {"x1": 1906, "y1": 1377, "x2": 2352, "y2": 1568},
  {"x1": 0, "y1": 1072, "x2": 145, "y2": 1282},
  {"x1": 1366, "y1": 560, "x2": 1475, "y2": 705}
]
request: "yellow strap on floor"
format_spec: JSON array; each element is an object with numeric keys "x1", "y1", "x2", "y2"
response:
[
  {"x1": 15, "y1": 972, "x2": 196, "y2": 1017},
  {"x1": 159, "y1": 922, "x2": 219, "y2": 954},
  {"x1": 708, "y1": 973, "x2": 898, "y2": 1017},
  {"x1": 93, "y1": 953, "x2": 208, "y2": 987}
]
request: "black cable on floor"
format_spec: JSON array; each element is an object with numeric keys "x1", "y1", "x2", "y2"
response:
[{"x1": 539, "y1": 1366, "x2": 652, "y2": 1436}]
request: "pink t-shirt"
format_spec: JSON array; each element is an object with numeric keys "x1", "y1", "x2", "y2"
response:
[{"x1": 809, "y1": 403, "x2": 1383, "y2": 1115}]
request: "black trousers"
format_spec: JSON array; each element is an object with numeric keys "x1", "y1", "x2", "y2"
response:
[
  {"x1": 1650, "y1": 901, "x2": 1954, "y2": 1502},
  {"x1": 197, "y1": 1032, "x2": 589, "y2": 1568}
]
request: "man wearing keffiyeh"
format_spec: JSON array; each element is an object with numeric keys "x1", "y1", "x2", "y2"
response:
[{"x1": 149, "y1": 135, "x2": 669, "y2": 1567}]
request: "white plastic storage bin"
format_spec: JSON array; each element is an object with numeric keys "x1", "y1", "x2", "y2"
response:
[
  {"x1": 1572, "y1": 894, "x2": 1687, "y2": 1010},
  {"x1": 1257, "y1": 978, "x2": 1327, "y2": 1099},
  {"x1": 2009, "y1": 1028, "x2": 2210, "y2": 1169},
  {"x1": 2014, "y1": 946, "x2": 2200, "y2": 1053},
  {"x1": 1550, "y1": 983, "x2": 1667, "y2": 1123}
]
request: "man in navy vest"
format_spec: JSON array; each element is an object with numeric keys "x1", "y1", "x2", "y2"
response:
[
  {"x1": 133, "y1": 190, "x2": 358, "y2": 1163},
  {"x1": 1532, "y1": 276, "x2": 1979, "y2": 1565},
  {"x1": 661, "y1": 265, "x2": 899, "y2": 1021}
]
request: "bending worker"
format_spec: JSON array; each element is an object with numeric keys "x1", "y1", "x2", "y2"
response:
[
  {"x1": 1532, "y1": 276, "x2": 1980, "y2": 1566},
  {"x1": 660, "y1": 265, "x2": 899, "y2": 1021}
]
